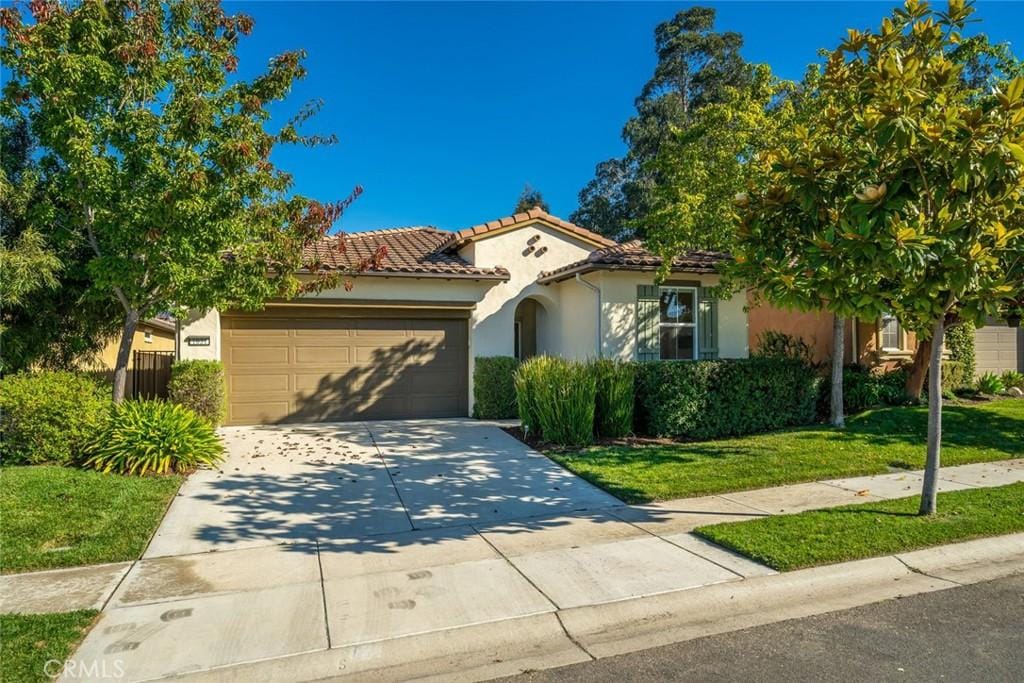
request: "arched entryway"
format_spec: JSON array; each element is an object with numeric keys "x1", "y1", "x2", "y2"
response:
[{"x1": 514, "y1": 297, "x2": 548, "y2": 360}]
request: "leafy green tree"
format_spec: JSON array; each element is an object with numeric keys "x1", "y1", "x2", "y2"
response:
[
  {"x1": 644, "y1": 65, "x2": 792, "y2": 257},
  {"x1": 1, "y1": 0, "x2": 378, "y2": 400},
  {"x1": 0, "y1": 116, "x2": 119, "y2": 372},
  {"x1": 513, "y1": 184, "x2": 549, "y2": 214},
  {"x1": 732, "y1": 0, "x2": 1024, "y2": 514},
  {"x1": 571, "y1": 7, "x2": 753, "y2": 239}
]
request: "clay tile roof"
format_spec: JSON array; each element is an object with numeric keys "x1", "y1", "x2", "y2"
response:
[
  {"x1": 303, "y1": 227, "x2": 510, "y2": 280},
  {"x1": 437, "y1": 207, "x2": 618, "y2": 251},
  {"x1": 536, "y1": 240, "x2": 730, "y2": 283}
]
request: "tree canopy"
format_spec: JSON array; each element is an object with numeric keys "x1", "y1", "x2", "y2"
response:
[
  {"x1": 570, "y1": 7, "x2": 754, "y2": 240},
  {"x1": 513, "y1": 183, "x2": 550, "y2": 214},
  {"x1": 0, "y1": 0, "x2": 380, "y2": 397},
  {"x1": 728, "y1": 0, "x2": 1024, "y2": 513}
]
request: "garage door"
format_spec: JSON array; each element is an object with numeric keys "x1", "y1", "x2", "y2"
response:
[
  {"x1": 222, "y1": 309, "x2": 468, "y2": 425},
  {"x1": 975, "y1": 324, "x2": 1022, "y2": 376}
]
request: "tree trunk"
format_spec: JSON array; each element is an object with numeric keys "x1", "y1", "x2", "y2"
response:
[
  {"x1": 918, "y1": 318, "x2": 945, "y2": 516},
  {"x1": 112, "y1": 309, "x2": 140, "y2": 403},
  {"x1": 830, "y1": 315, "x2": 845, "y2": 428},
  {"x1": 904, "y1": 338, "x2": 931, "y2": 401}
]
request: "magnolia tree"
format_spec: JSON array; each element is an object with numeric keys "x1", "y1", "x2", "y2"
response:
[
  {"x1": 0, "y1": 0, "x2": 382, "y2": 401},
  {"x1": 733, "y1": 0, "x2": 1024, "y2": 514}
]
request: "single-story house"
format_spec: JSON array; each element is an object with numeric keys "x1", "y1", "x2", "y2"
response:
[
  {"x1": 179, "y1": 208, "x2": 748, "y2": 425},
  {"x1": 748, "y1": 302, "x2": 1023, "y2": 376}
]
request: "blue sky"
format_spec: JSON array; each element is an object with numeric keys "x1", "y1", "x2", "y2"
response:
[{"x1": 234, "y1": 1, "x2": 1024, "y2": 232}]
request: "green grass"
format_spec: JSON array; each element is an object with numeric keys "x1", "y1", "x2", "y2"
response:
[
  {"x1": 695, "y1": 482, "x2": 1024, "y2": 571},
  {"x1": 551, "y1": 400, "x2": 1024, "y2": 503},
  {"x1": 0, "y1": 611, "x2": 98, "y2": 683},
  {"x1": 1, "y1": 466, "x2": 183, "y2": 574}
]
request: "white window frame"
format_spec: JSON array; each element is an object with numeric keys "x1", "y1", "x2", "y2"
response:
[
  {"x1": 880, "y1": 313, "x2": 902, "y2": 352},
  {"x1": 143, "y1": 330, "x2": 153, "y2": 344},
  {"x1": 658, "y1": 286, "x2": 699, "y2": 361}
]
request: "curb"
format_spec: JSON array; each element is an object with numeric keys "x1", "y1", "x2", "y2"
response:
[{"x1": 171, "y1": 533, "x2": 1024, "y2": 682}]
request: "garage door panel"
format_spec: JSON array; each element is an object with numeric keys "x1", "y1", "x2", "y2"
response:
[
  {"x1": 229, "y1": 346, "x2": 290, "y2": 365},
  {"x1": 222, "y1": 311, "x2": 468, "y2": 424},
  {"x1": 294, "y1": 346, "x2": 351, "y2": 365},
  {"x1": 230, "y1": 373, "x2": 291, "y2": 395},
  {"x1": 975, "y1": 324, "x2": 1021, "y2": 375}
]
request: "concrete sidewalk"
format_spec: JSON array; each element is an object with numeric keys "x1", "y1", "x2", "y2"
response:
[{"x1": 46, "y1": 458, "x2": 1024, "y2": 682}]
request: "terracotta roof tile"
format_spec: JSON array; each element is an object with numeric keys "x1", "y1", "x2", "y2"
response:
[
  {"x1": 438, "y1": 208, "x2": 617, "y2": 251},
  {"x1": 303, "y1": 227, "x2": 509, "y2": 280},
  {"x1": 537, "y1": 240, "x2": 729, "y2": 283}
]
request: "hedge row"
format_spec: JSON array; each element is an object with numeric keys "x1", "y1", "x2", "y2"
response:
[
  {"x1": 634, "y1": 358, "x2": 822, "y2": 440},
  {"x1": 498, "y1": 356, "x2": 823, "y2": 446}
]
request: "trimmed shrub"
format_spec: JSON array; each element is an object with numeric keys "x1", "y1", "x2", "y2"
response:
[
  {"x1": 83, "y1": 400, "x2": 224, "y2": 475},
  {"x1": 1002, "y1": 370, "x2": 1024, "y2": 390},
  {"x1": 0, "y1": 372, "x2": 110, "y2": 465},
  {"x1": 592, "y1": 359, "x2": 634, "y2": 438},
  {"x1": 840, "y1": 365, "x2": 910, "y2": 414},
  {"x1": 472, "y1": 356, "x2": 519, "y2": 419},
  {"x1": 976, "y1": 372, "x2": 1005, "y2": 395},
  {"x1": 634, "y1": 358, "x2": 821, "y2": 440},
  {"x1": 168, "y1": 360, "x2": 227, "y2": 426},
  {"x1": 945, "y1": 322, "x2": 976, "y2": 385}
]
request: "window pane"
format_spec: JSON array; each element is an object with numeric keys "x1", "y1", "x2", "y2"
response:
[
  {"x1": 660, "y1": 289, "x2": 694, "y2": 324},
  {"x1": 882, "y1": 316, "x2": 900, "y2": 350},
  {"x1": 660, "y1": 326, "x2": 695, "y2": 360}
]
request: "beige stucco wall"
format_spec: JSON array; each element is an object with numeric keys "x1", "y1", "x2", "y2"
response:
[{"x1": 585, "y1": 271, "x2": 749, "y2": 361}]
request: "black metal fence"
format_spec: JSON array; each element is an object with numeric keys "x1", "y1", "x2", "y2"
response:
[{"x1": 132, "y1": 350, "x2": 175, "y2": 399}]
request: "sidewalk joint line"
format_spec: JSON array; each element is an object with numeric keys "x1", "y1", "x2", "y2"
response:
[
  {"x1": 315, "y1": 539, "x2": 333, "y2": 648},
  {"x1": 471, "y1": 525, "x2": 562, "y2": 613},
  {"x1": 99, "y1": 561, "x2": 136, "y2": 612},
  {"x1": 611, "y1": 515, "x2": 751, "y2": 580},
  {"x1": 554, "y1": 610, "x2": 595, "y2": 661}
]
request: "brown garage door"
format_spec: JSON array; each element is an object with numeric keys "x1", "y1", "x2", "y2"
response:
[{"x1": 222, "y1": 308, "x2": 468, "y2": 425}]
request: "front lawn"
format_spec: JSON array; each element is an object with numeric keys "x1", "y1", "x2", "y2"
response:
[
  {"x1": 694, "y1": 482, "x2": 1024, "y2": 571},
  {"x1": 0, "y1": 611, "x2": 98, "y2": 683},
  {"x1": 1, "y1": 466, "x2": 183, "y2": 574},
  {"x1": 550, "y1": 400, "x2": 1024, "y2": 503}
]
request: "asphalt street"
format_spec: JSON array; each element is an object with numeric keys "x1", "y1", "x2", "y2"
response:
[{"x1": 508, "y1": 573, "x2": 1024, "y2": 683}]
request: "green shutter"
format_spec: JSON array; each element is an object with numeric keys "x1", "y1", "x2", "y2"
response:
[
  {"x1": 636, "y1": 285, "x2": 660, "y2": 361},
  {"x1": 698, "y1": 287, "x2": 718, "y2": 359}
]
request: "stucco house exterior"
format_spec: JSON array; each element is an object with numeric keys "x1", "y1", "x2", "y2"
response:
[
  {"x1": 178, "y1": 208, "x2": 748, "y2": 425},
  {"x1": 748, "y1": 300, "x2": 1023, "y2": 377}
]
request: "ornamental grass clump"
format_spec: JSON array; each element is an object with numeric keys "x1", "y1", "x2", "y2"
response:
[
  {"x1": 514, "y1": 355, "x2": 551, "y2": 437},
  {"x1": 976, "y1": 372, "x2": 1006, "y2": 396},
  {"x1": 83, "y1": 401, "x2": 224, "y2": 475},
  {"x1": 592, "y1": 359, "x2": 635, "y2": 438},
  {"x1": 529, "y1": 357, "x2": 597, "y2": 447}
]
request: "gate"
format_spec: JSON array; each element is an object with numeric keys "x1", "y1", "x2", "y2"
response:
[{"x1": 132, "y1": 350, "x2": 175, "y2": 399}]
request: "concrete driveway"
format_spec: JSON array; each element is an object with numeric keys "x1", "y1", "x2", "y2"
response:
[
  {"x1": 146, "y1": 419, "x2": 619, "y2": 557},
  {"x1": 69, "y1": 420, "x2": 767, "y2": 681}
]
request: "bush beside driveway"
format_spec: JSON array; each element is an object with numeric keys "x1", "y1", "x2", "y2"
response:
[{"x1": 548, "y1": 400, "x2": 1024, "y2": 503}]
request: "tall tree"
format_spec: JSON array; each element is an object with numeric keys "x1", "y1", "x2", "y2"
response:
[
  {"x1": 571, "y1": 7, "x2": 753, "y2": 239},
  {"x1": 513, "y1": 183, "x2": 549, "y2": 214},
  {"x1": 1, "y1": 0, "x2": 380, "y2": 400},
  {"x1": 0, "y1": 116, "x2": 119, "y2": 372},
  {"x1": 732, "y1": 0, "x2": 1024, "y2": 514}
]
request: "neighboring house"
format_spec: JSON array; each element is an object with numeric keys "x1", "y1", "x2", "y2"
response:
[
  {"x1": 93, "y1": 317, "x2": 177, "y2": 369},
  {"x1": 179, "y1": 208, "x2": 748, "y2": 425},
  {"x1": 748, "y1": 301, "x2": 1023, "y2": 376}
]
